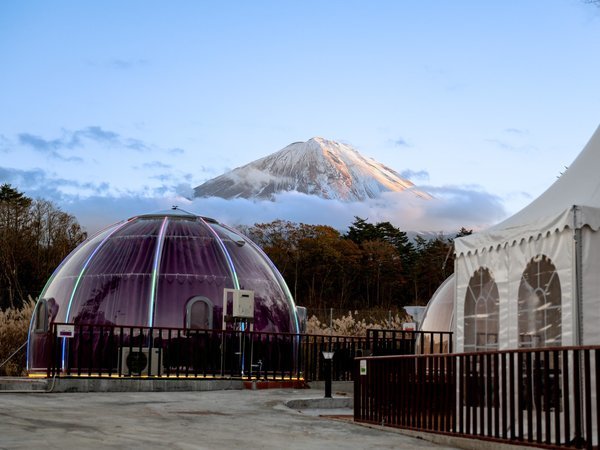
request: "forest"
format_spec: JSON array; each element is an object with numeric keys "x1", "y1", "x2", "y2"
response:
[
  {"x1": 245, "y1": 219, "x2": 470, "y2": 313},
  {"x1": 0, "y1": 183, "x2": 470, "y2": 313}
]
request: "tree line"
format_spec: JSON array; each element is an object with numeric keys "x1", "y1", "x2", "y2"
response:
[
  {"x1": 0, "y1": 184, "x2": 87, "y2": 310},
  {"x1": 245, "y1": 218, "x2": 471, "y2": 311}
]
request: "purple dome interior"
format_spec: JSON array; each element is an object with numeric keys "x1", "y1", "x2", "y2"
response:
[{"x1": 28, "y1": 209, "x2": 299, "y2": 371}]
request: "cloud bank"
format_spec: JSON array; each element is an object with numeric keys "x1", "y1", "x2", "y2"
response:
[
  {"x1": 0, "y1": 166, "x2": 110, "y2": 199},
  {"x1": 2, "y1": 161, "x2": 506, "y2": 236},
  {"x1": 58, "y1": 186, "x2": 506, "y2": 236}
]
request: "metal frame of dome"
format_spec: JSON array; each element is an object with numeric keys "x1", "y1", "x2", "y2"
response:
[
  {"x1": 420, "y1": 274, "x2": 455, "y2": 333},
  {"x1": 27, "y1": 207, "x2": 299, "y2": 371}
]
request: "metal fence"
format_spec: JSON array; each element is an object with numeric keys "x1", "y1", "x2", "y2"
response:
[
  {"x1": 44, "y1": 323, "x2": 452, "y2": 381},
  {"x1": 367, "y1": 329, "x2": 453, "y2": 356},
  {"x1": 355, "y1": 346, "x2": 600, "y2": 449}
]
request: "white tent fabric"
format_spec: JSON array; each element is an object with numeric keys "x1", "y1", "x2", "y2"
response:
[
  {"x1": 454, "y1": 125, "x2": 600, "y2": 351},
  {"x1": 456, "y1": 125, "x2": 600, "y2": 256}
]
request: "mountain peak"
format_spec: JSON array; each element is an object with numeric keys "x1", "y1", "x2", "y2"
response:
[
  {"x1": 194, "y1": 138, "x2": 431, "y2": 202},
  {"x1": 307, "y1": 136, "x2": 336, "y2": 147}
]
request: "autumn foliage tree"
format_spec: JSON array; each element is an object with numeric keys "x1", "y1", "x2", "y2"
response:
[
  {"x1": 0, "y1": 184, "x2": 87, "y2": 310},
  {"x1": 247, "y1": 217, "x2": 471, "y2": 312}
]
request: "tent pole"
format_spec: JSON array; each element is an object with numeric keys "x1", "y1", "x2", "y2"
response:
[
  {"x1": 572, "y1": 206, "x2": 587, "y2": 441},
  {"x1": 573, "y1": 206, "x2": 584, "y2": 346}
]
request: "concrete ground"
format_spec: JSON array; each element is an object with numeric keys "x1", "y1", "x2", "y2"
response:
[{"x1": 0, "y1": 388, "x2": 459, "y2": 450}]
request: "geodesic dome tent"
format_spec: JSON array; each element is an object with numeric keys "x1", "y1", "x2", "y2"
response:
[
  {"x1": 418, "y1": 274, "x2": 455, "y2": 353},
  {"x1": 27, "y1": 208, "x2": 299, "y2": 371},
  {"x1": 454, "y1": 125, "x2": 600, "y2": 352}
]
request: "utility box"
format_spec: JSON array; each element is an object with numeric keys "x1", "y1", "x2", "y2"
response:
[
  {"x1": 232, "y1": 289, "x2": 255, "y2": 319},
  {"x1": 120, "y1": 347, "x2": 160, "y2": 376}
]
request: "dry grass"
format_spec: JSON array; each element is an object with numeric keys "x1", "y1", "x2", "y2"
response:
[
  {"x1": 0, "y1": 297, "x2": 34, "y2": 376},
  {"x1": 306, "y1": 310, "x2": 407, "y2": 336}
]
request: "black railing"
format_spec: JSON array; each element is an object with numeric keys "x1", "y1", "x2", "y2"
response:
[
  {"x1": 48, "y1": 324, "x2": 305, "y2": 380},
  {"x1": 367, "y1": 329, "x2": 453, "y2": 356},
  {"x1": 355, "y1": 346, "x2": 600, "y2": 449},
  {"x1": 45, "y1": 323, "x2": 452, "y2": 381}
]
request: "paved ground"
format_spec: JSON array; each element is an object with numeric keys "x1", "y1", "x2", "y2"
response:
[{"x1": 0, "y1": 388, "x2": 459, "y2": 450}]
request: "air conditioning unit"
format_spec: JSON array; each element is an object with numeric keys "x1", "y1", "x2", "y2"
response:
[{"x1": 120, "y1": 347, "x2": 160, "y2": 376}]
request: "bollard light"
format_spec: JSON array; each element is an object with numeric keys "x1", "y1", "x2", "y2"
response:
[{"x1": 322, "y1": 351, "x2": 335, "y2": 398}]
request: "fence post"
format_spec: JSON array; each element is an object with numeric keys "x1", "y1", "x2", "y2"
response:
[{"x1": 47, "y1": 323, "x2": 55, "y2": 378}]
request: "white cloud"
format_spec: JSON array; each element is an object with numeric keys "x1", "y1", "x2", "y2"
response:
[
  {"x1": 64, "y1": 186, "x2": 506, "y2": 236},
  {"x1": 227, "y1": 167, "x2": 289, "y2": 188},
  {"x1": 400, "y1": 169, "x2": 430, "y2": 182}
]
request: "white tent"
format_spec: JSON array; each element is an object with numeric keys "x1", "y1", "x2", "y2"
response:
[{"x1": 454, "y1": 125, "x2": 600, "y2": 352}]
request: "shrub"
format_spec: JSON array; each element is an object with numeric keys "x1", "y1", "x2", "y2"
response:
[{"x1": 0, "y1": 297, "x2": 34, "y2": 376}]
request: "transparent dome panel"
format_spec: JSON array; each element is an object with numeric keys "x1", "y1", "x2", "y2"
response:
[
  {"x1": 153, "y1": 218, "x2": 234, "y2": 328},
  {"x1": 37, "y1": 223, "x2": 123, "y2": 323},
  {"x1": 210, "y1": 223, "x2": 297, "y2": 333},
  {"x1": 66, "y1": 218, "x2": 163, "y2": 326}
]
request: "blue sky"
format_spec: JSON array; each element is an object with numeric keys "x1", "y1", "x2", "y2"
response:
[{"x1": 1, "y1": 1, "x2": 599, "y2": 234}]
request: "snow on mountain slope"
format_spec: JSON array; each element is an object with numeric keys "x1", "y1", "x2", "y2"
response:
[{"x1": 194, "y1": 137, "x2": 432, "y2": 201}]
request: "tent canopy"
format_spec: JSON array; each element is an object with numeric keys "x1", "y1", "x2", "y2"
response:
[
  {"x1": 456, "y1": 125, "x2": 600, "y2": 256},
  {"x1": 453, "y1": 124, "x2": 600, "y2": 350}
]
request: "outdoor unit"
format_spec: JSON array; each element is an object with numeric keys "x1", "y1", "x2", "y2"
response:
[{"x1": 119, "y1": 347, "x2": 160, "y2": 376}]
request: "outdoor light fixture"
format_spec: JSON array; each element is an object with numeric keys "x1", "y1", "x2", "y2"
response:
[
  {"x1": 322, "y1": 351, "x2": 335, "y2": 398},
  {"x1": 322, "y1": 351, "x2": 334, "y2": 360}
]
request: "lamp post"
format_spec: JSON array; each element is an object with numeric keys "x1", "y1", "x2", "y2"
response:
[{"x1": 322, "y1": 351, "x2": 335, "y2": 398}]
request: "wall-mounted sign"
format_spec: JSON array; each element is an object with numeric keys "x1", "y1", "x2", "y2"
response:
[
  {"x1": 360, "y1": 359, "x2": 367, "y2": 376},
  {"x1": 56, "y1": 324, "x2": 75, "y2": 338}
]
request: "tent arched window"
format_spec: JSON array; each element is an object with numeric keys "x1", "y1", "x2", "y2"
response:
[
  {"x1": 518, "y1": 254, "x2": 561, "y2": 348},
  {"x1": 464, "y1": 267, "x2": 499, "y2": 352}
]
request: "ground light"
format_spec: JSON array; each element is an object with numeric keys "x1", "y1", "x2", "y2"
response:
[{"x1": 321, "y1": 351, "x2": 334, "y2": 398}]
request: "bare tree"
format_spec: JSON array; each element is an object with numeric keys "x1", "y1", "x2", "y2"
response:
[{"x1": 0, "y1": 184, "x2": 86, "y2": 309}]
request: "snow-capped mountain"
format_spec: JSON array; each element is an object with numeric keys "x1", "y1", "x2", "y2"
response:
[{"x1": 194, "y1": 137, "x2": 431, "y2": 201}]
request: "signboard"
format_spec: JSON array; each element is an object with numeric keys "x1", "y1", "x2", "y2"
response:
[
  {"x1": 402, "y1": 322, "x2": 416, "y2": 331},
  {"x1": 360, "y1": 359, "x2": 367, "y2": 376},
  {"x1": 56, "y1": 324, "x2": 75, "y2": 338}
]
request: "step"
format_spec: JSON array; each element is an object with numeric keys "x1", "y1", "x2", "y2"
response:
[{"x1": 0, "y1": 377, "x2": 48, "y2": 392}]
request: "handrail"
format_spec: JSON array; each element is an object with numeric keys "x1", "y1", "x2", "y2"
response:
[
  {"x1": 355, "y1": 346, "x2": 600, "y2": 448},
  {"x1": 357, "y1": 343, "x2": 600, "y2": 360},
  {"x1": 49, "y1": 322, "x2": 370, "y2": 340}
]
